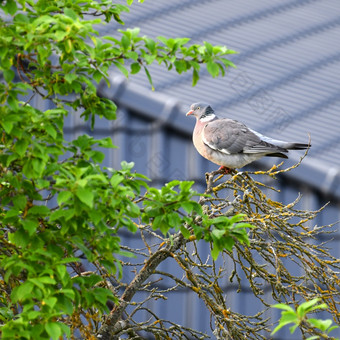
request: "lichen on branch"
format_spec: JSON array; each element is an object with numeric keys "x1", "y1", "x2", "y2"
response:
[{"x1": 97, "y1": 157, "x2": 340, "y2": 340}]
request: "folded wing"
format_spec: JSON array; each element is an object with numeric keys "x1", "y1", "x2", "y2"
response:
[{"x1": 202, "y1": 118, "x2": 288, "y2": 157}]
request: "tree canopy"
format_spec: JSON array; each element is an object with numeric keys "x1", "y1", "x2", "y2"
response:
[{"x1": 0, "y1": 1, "x2": 339, "y2": 339}]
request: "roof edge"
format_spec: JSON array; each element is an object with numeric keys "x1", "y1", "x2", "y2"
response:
[{"x1": 99, "y1": 73, "x2": 340, "y2": 201}]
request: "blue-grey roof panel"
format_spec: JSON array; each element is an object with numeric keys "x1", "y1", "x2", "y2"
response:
[{"x1": 102, "y1": 0, "x2": 340, "y2": 176}]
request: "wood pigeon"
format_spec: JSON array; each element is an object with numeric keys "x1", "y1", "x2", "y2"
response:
[{"x1": 186, "y1": 102, "x2": 310, "y2": 172}]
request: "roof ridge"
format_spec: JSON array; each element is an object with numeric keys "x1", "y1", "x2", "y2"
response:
[
  {"x1": 156, "y1": 16, "x2": 340, "y2": 91},
  {"x1": 259, "y1": 89, "x2": 340, "y2": 134},
  {"x1": 189, "y1": 0, "x2": 319, "y2": 42},
  {"x1": 108, "y1": 0, "x2": 212, "y2": 30},
  {"x1": 216, "y1": 51, "x2": 340, "y2": 111}
]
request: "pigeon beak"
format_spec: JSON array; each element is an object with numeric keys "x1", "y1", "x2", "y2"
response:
[{"x1": 186, "y1": 109, "x2": 194, "y2": 116}]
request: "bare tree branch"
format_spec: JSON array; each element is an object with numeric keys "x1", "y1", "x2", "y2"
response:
[{"x1": 96, "y1": 157, "x2": 340, "y2": 339}]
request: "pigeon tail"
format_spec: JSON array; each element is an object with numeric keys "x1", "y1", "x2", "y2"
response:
[
  {"x1": 265, "y1": 152, "x2": 288, "y2": 159},
  {"x1": 283, "y1": 143, "x2": 310, "y2": 150}
]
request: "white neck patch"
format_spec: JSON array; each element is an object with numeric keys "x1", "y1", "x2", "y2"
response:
[{"x1": 200, "y1": 114, "x2": 216, "y2": 123}]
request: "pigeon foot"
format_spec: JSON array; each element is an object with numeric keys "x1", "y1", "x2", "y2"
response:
[{"x1": 218, "y1": 166, "x2": 232, "y2": 174}]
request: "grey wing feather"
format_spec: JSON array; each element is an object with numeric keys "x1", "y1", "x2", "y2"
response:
[{"x1": 203, "y1": 118, "x2": 287, "y2": 155}]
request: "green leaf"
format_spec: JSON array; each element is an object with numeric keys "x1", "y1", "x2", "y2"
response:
[
  {"x1": 145, "y1": 38, "x2": 156, "y2": 53},
  {"x1": 14, "y1": 13, "x2": 29, "y2": 23},
  {"x1": 97, "y1": 137, "x2": 115, "y2": 148},
  {"x1": 289, "y1": 323, "x2": 299, "y2": 334},
  {"x1": 93, "y1": 70, "x2": 103, "y2": 84},
  {"x1": 231, "y1": 229, "x2": 250, "y2": 246},
  {"x1": 125, "y1": 51, "x2": 138, "y2": 61},
  {"x1": 328, "y1": 325, "x2": 340, "y2": 333},
  {"x1": 32, "y1": 158, "x2": 45, "y2": 176},
  {"x1": 22, "y1": 219, "x2": 38, "y2": 235},
  {"x1": 233, "y1": 222, "x2": 254, "y2": 229},
  {"x1": 166, "y1": 180, "x2": 181, "y2": 188},
  {"x1": 2, "y1": 121, "x2": 14, "y2": 134},
  {"x1": 308, "y1": 318, "x2": 333, "y2": 332},
  {"x1": 220, "y1": 58, "x2": 236, "y2": 69},
  {"x1": 179, "y1": 181, "x2": 194, "y2": 192},
  {"x1": 211, "y1": 245, "x2": 220, "y2": 261},
  {"x1": 8, "y1": 229, "x2": 29, "y2": 247},
  {"x1": 211, "y1": 228, "x2": 226, "y2": 239},
  {"x1": 121, "y1": 160, "x2": 134, "y2": 170},
  {"x1": 228, "y1": 214, "x2": 246, "y2": 224},
  {"x1": 3, "y1": 69, "x2": 15, "y2": 82},
  {"x1": 91, "y1": 150, "x2": 105, "y2": 163},
  {"x1": 38, "y1": 276, "x2": 57, "y2": 285},
  {"x1": 65, "y1": 73, "x2": 77, "y2": 84},
  {"x1": 11, "y1": 281, "x2": 34, "y2": 302},
  {"x1": 7, "y1": 93, "x2": 18, "y2": 110},
  {"x1": 181, "y1": 202, "x2": 194, "y2": 214},
  {"x1": 57, "y1": 191, "x2": 72, "y2": 205},
  {"x1": 210, "y1": 216, "x2": 231, "y2": 226},
  {"x1": 13, "y1": 195, "x2": 27, "y2": 210},
  {"x1": 174, "y1": 60, "x2": 187, "y2": 74},
  {"x1": 58, "y1": 324, "x2": 71, "y2": 338},
  {"x1": 28, "y1": 205, "x2": 50, "y2": 216},
  {"x1": 113, "y1": 61, "x2": 129, "y2": 77},
  {"x1": 144, "y1": 66, "x2": 154, "y2": 90},
  {"x1": 44, "y1": 297, "x2": 57, "y2": 308},
  {"x1": 56, "y1": 265, "x2": 68, "y2": 282},
  {"x1": 65, "y1": 39, "x2": 73, "y2": 53},
  {"x1": 131, "y1": 62, "x2": 141, "y2": 74},
  {"x1": 180, "y1": 225, "x2": 191, "y2": 239},
  {"x1": 167, "y1": 212, "x2": 181, "y2": 229},
  {"x1": 64, "y1": 8, "x2": 77, "y2": 21},
  {"x1": 55, "y1": 30, "x2": 68, "y2": 41},
  {"x1": 192, "y1": 68, "x2": 199, "y2": 86},
  {"x1": 126, "y1": 202, "x2": 140, "y2": 217},
  {"x1": 110, "y1": 173, "x2": 124, "y2": 187},
  {"x1": 271, "y1": 311, "x2": 299, "y2": 335},
  {"x1": 281, "y1": 311, "x2": 299, "y2": 323},
  {"x1": 88, "y1": 209, "x2": 102, "y2": 225},
  {"x1": 76, "y1": 187, "x2": 94, "y2": 208},
  {"x1": 72, "y1": 134, "x2": 94, "y2": 149},
  {"x1": 152, "y1": 215, "x2": 170, "y2": 235},
  {"x1": 204, "y1": 41, "x2": 213, "y2": 55},
  {"x1": 27, "y1": 311, "x2": 41, "y2": 320},
  {"x1": 50, "y1": 209, "x2": 67, "y2": 221},
  {"x1": 222, "y1": 237, "x2": 234, "y2": 251},
  {"x1": 5, "y1": 208, "x2": 20, "y2": 220},
  {"x1": 272, "y1": 303, "x2": 295, "y2": 312},
  {"x1": 15, "y1": 139, "x2": 29, "y2": 157},
  {"x1": 4, "y1": 0, "x2": 17, "y2": 15},
  {"x1": 121, "y1": 34, "x2": 130, "y2": 50},
  {"x1": 207, "y1": 61, "x2": 219, "y2": 77},
  {"x1": 60, "y1": 288, "x2": 75, "y2": 300},
  {"x1": 297, "y1": 298, "x2": 326, "y2": 317},
  {"x1": 45, "y1": 322, "x2": 61, "y2": 340}
]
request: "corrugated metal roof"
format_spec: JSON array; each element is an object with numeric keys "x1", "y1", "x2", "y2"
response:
[{"x1": 97, "y1": 0, "x2": 340, "y2": 198}]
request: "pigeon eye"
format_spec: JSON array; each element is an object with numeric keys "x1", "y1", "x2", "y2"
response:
[{"x1": 196, "y1": 106, "x2": 200, "y2": 110}]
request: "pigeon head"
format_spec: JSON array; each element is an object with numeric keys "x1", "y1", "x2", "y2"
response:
[{"x1": 186, "y1": 103, "x2": 216, "y2": 122}]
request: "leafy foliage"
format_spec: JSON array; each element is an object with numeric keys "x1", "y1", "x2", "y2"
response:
[
  {"x1": 141, "y1": 180, "x2": 253, "y2": 259},
  {"x1": 1, "y1": 1, "x2": 338, "y2": 340},
  {"x1": 0, "y1": 1, "x2": 242, "y2": 339},
  {"x1": 272, "y1": 298, "x2": 339, "y2": 339}
]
